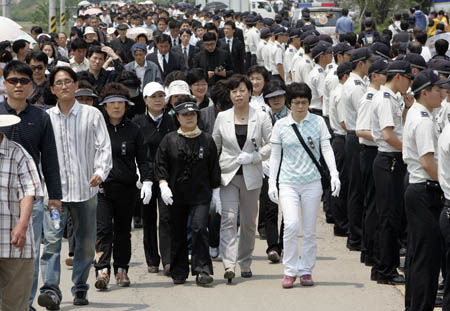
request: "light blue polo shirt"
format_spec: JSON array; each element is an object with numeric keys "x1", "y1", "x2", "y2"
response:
[{"x1": 271, "y1": 112, "x2": 331, "y2": 185}]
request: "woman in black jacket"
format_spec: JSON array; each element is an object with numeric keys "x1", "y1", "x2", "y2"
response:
[
  {"x1": 155, "y1": 95, "x2": 221, "y2": 286},
  {"x1": 132, "y1": 82, "x2": 177, "y2": 276},
  {"x1": 94, "y1": 82, "x2": 152, "y2": 290}
]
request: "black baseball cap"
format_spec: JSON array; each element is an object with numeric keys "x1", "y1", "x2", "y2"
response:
[
  {"x1": 370, "y1": 42, "x2": 390, "y2": 60},
  {"x1": 174, "y1": 101, "x2": 200, "y2": 114},
  {"x1": 303, "y1": 35, "x2": 319, "y2": 49},
  {"x1": 337, "y1": 61, "x2": 353, "y2": 76},
  {"x1": 333, "y1": 42, "x2": 352, "y2": 54},
  {"x1": 429, "y1": 59, "x2": 450, "y2": 76},
  {"x1": 404, "y1": 53, "x2": 427, "y2": 70},
  {"x1": 411, "y1": 69, "x2": 450, "y2": 95},
  {"x1": 312, "y1": 41, "x2": 332, "y2": 60},
  {"x1": 368, "y1": 59, "x2": 388, "y2": 76},
  {"x1": 273, "y1": 26, "x2": 288, "y2": 36},
  {"x1": 351, "y1": 47, "x2": 372, "y2": 63},
  {"x1": 386, "y1": 60, "x2": 414, "y2": 78},
  {"x1": 260, "y1": 27, "x2": 272, "y2": 39}
]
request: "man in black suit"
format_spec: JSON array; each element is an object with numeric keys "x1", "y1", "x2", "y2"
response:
[
  {"x1": 219, "y1": 21, "x2": 245, "y2": 74},
  {"x1": 218, "y1": 10, "x2": 245, "y2": 43},
  {"x1": 171, "y1": 29, "x2": 197, "y2": 70},
  {"x1": 192, "y1": 32, "x2": 233, "y2": 87},
  {"x1": 145, "y1": 33, "x2": 187, "y2": 82}
]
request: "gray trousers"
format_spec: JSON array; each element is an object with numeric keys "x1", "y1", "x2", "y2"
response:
[
  {"x1": 0, "y1": 258, "x2": 34, "y2": 311},
  {"x1": 220, "y1": 175, "x2": 261, "y2": 272}
]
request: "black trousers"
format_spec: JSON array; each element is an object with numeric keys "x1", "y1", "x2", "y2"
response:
[
  {"x1": 404, "y1": 183, "x2": 443, "y2": 311},
  {"x1": 169, "y1": 201, "x2": 213, "y2": 279},
  {"x1": 372, "y1": 152, "x2": 406, "y2": 279},
  {"x1": 95, "y1": 182, "x2": 137, "y2": 274},
  {"x1": 208, "y1": 206, "x2": 221, "y2": 248},
  {"x1": 142, "y1": 183, "x2": 171, "y2": 267},
  {"x1": 260, "y1": 176, "x2": 283, "y2": 254},
  {"x1": 345, "y1": 132, "x2": 364, "y2": 249},
  {"x1": 360, "y1": 145, "x2": 378, "y2": 264},
  {"x1": 331, "y1": 135, "x2": 348, "y2": 233},
  {"x1": 440, "y1": 202, "x2": 450, "y2": 311}
]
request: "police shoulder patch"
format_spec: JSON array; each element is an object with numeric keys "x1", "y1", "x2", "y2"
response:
[
  {"x1": 367, "y1": 93, "x2": 373, "y2": 100},
  {"x1": 318, "y1": 68, "x2": 323, "y2": 73},
  {"x1": 384, "y1": 92, "x2": 390, "y2": 98},
  {"x1": 306, "y1": 59, "x2": 310, "y2": 63},
  {"x1": 354, "y1": 80, "x2": 361, "y2": 85},
  {"x1": 288, "y1": 48, "x2": 294, "y2": 53},
  {"x1": 421, "y1": 111, "x2": 429, "y2": 117},
  {"x1": 263, "y1": 41, "x2": 267, "y2": 45},
  {"x1": 328, "y1": 64, "x2": 333, "y2": 69}
]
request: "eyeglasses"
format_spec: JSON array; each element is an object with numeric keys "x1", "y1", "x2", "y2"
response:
[
  {"x1": 6, "y1": 77, "x2": 32, "y2": 86},
  {"x1": 54, "y1": 79, "x2": 74, "y2": 87},
  {"x1": 30, "y1": 65, "x2": 44, "y2": 71},
  {"x1": 192, "y1": 82, "x2": 208, "y2": 88}
]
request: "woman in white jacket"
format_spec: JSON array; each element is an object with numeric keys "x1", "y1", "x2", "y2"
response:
[
  {"x1": 212, "y1": 74, "x2": 272, "y2": 283},
  {"x1": 268, "y1": 83, "x2": 341, "y2": 288}
]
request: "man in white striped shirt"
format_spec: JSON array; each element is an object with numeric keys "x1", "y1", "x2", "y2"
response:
[{"x1": 38, "y1": 66, "x2": 112, "y2": 310}]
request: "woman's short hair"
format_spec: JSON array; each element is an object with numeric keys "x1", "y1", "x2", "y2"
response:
[
  {"x1": 227, "y1": 74, "x2": 253, "y2": 94},
  {"x1": 287, "y1": 82, "x2": 312, "y2": 104},
  {"x1": 186, "y1": 68, "x2": 207, "y2": 85},
  {"x1": 100, "y1": 82, "x2": 130, "y2": 102},
  {"x1": 247, "y1": 65, "x2": 270, "y2": 84}
]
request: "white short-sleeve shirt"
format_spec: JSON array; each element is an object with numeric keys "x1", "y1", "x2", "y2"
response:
[
  {"x1": 307, "y1": 63, "x2": 327, "y2": 111},
  {"x1": 356, "y1": 87, "x2": 378, "y2": 146},
  {"x1": 329, "y1": 83, "x2": 346, "y2": 136},
  {"x1": 342, "y1": 72, "x2": 367, "y2": 131},
  {"x1": 439, "y1": 123, "x2": 450, "y2": 199}
]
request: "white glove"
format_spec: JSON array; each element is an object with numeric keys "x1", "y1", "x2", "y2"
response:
[
  {"x1": 262, "y1": 161, "x2": 270, "y2": 177},
  {"x1": 140, "y1": 181, "x2": 153, "y2": 205},
  {"x1": 330, "y1": 173, "x2": 341, "y2": 197},
  {"x1": 159, "y1": 181, "x2": 173, "y2": 205},
  {"x1": 212, "y1": 188, "x2": 222, "y2": 215},
  {"x1": 237, "y1": 152, "x2": 254, "y2": 165},
  {"x1": 268, "y1": 180, "x2": 279, "y2": 204}
]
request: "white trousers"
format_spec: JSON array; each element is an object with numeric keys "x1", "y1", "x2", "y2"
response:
[{"x1": 279, "y1": 180, "x2": 322, "y2": 277}]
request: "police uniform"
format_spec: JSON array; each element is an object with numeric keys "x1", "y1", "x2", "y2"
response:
[
  {"x1": 290, "y1": 47, "x2": 305, "y2": 69},
  {"x1": 270, "y1": 40, "x2": 285, "y2": 83},
  {"x1": 293, "y1": 54, "x2": 314, "y2": 84},
  {"x1": 404, "y1": 70, "x2": 446, "y2": 311},
  {"x1": 341, "y1": 70, "x2": 367, "y2": 250},
  {"x1": 323, "y1": 65, "x2": 339, "y2": 118},
  {"x1": 256, "y1": 40, "x2": 268, "y2": 67},
  {"x1": 247, "y1": 25, "x2": 260, "y2": 67},
  {"x1": 262, "y1": 40, "x2": 274, "y2": 72},
  {"x1": 371, "y1": 81, "x2": 407, "y2": 283},
  {"x1": 355, "y1": 86, "x2": 379, "y2": 266},
  {"x1": 437, "y1": 99, "x2": 450, "y2": 131},
  {"x1": 284, "y1": 44, "x2": 298, "y2": 85},
  {"x1": 328, "y1": 80, "x2": 349, "y2": 236}
]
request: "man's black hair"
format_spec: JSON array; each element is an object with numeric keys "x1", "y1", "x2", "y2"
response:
[{"x1": 3, "y1": 60, "x2": 33, "y2": 79}]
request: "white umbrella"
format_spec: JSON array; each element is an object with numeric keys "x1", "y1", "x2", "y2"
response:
[
  {"x1": 126, "y1": 27, "x2": 152, "y2": 40},
  {"x1": 0, "y1": 28, "x2": 35, "y2": 43},
  {"x1": 15, "y1": 33, "x2": 36, "y2": 45},
  {"x1": 426, "y1": 32, "x2": 450, "y2": 58},
  {"x1": 78, "y1": 0, "x2": 91, "y2": 7},
  {"x1": 0, "y1": 16, "x2": 22, "y2": 30}
]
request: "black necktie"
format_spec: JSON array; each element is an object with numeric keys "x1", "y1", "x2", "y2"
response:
[
  {"x1": 227, "y1": 39, "x2": 231, "y2": 52},
  {"x1": 183, "y1": 47, "x2": 188, "y2": 66},
  {"x1": 163, "y1": 55, "x2": 168, "y2": 72}
]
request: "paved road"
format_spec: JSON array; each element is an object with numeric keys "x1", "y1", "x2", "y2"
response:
[{"x1": 34, "y1": 209, "x2": 404, "y2": 311}]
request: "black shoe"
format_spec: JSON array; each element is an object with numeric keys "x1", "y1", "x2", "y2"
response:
[
  {"x1": 196, "y1": 272, "x2": 213, "y2": 286},
  {"x1": 73, "y1": 291, "x2": 88, "y2": 306},
  {"x1": 364, "y1": 257, "x2": 376, "y2": 267},
  {"x1": 347, "y1": 245, "x2": 362, "y2": 252},
  {"x1": 333, "y1": 227, "x2": 348, "y2": 237},
  {"x1": 38, "y1": 291, "x2": 60, "y2": 310},
  {"x1": 241, "y1": 270, "x2": 252, "y2": 278},
  {"x1": 224, "y1": 269, "x2": 235, "y2": 280},
  {"x1": 326, "y1": 217, "x2": 335, "y2": 224},
  {"x1": 370, "y1": 269, "x2": 378, "y2": 281},
  {"x1": 133, "y1": 217, "x2": 143, "y2": 229},
  {"x1": 435, "y1": 294, "x2": 443, "y2": 307},
  {"x1": 163, "y1": 264, "x2": 171, "y2": 277},
  {"x1": 377, "y1": 274, "x2": 405, "y2": 285},
  {"x1": 172, "y1": 277, "x2": 186, "y2": 285}
]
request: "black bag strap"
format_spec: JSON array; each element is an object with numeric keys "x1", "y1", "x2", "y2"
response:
[{"x1": 291, "y1": 123, "x2": 326, "y2": 176}]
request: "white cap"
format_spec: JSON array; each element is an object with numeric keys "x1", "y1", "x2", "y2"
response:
[
  {"x1": 84, "y1": 27, "x2": 96, "y2": 36},
  {"x1": 0, "y1": 114, "x2": 20, "y2": 127},
  {"x1": 143, "y1": 82, "x2": 165, "y2": 97},
  {"x1": 166, "y1": 80, "x2": 190, "y2": 102}
]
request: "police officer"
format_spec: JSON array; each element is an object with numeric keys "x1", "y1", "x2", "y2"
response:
[
  {"x1": 328, "y1": 61, "x2": 353, "y2": 236},
  {"x1": 284, "y1": 28, "x2": 300, "y2": 85},
  {"x1": 256, "y1": 28, "x2": 272, "y2": 71},
  {"x1": 292, "y1": 35, "x2": 318, "y2": 84},
  {"x1": 246, "y1": 16, "x2": 261, "y2": 69},
  {"x1": 371, "y1": 60, "x2": 413, "y2": 284},
  {"x1": 403, "y1": 70, "x2": 447, "y2": 311},
  {"x1": 355, "y1": 59, "x2": 388, "y2": 266},
  {"x1": 270, "y1": 27, "x2": 288, "y2": 84},
  {"x1": 307, "y1": 41, "x2": 332, "y2": 116},
  {"x1": 341, "y1": 47, "x2": 371, "y2": 251}
]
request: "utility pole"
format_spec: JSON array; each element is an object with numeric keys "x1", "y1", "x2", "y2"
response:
[
  {"x1": 60, "y1": 0, "x2": 66, "y2": 32},
  {"x1": 49, "y1": 0, "x2": 57, "y2": 33},
  {"x1": 2, "y1": 0, "x2": 10, "y2": 18}
]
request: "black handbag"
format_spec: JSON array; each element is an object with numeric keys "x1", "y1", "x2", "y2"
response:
[{"x1": 291, "y1": 124, "x2": 330, "y2": 189}]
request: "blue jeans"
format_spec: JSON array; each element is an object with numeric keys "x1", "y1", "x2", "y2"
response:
[
  {"x1": 29, "y1": 198, "x2": 45, "y2": 308},
  {"x1": 39, "y1": 196, "x2": 97, "y2": 300}
]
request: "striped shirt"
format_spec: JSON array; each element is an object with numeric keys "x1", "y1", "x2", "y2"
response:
[
  {"x1": 47, "y1": 101, "x2": 112, "y2": 202},
  {"x1": 0, "y1": 135, "x2": 42, "y2": 259}
]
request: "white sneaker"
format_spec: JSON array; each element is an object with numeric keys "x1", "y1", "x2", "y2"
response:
[{"x1": 209, "y1": 247, "x2": 219, "y2": 258}]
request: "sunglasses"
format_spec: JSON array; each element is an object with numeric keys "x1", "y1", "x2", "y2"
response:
[{"x1": 6, "y1": 77, "x2": 32, "y2": 86}]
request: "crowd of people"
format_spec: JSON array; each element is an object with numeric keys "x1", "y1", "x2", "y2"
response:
[{"x1": 1, "y1": 1, "x2": 450, "y2": 311}]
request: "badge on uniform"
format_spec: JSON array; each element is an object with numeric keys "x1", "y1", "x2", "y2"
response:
[
  {"x1": 289, "y1": 48, "x2": 293, "y2": 52},
  {"x1": 384, "y1": 92, "x2": 390, "y2": 98},
  {"x1": 318, "y1": 68, "x2": 323, "y2": 73},
  {"x1": 328, "y1": 64, "x2": 333, "y2": 69},
  {"x1": 306, "y1": 60, "x2": 310, "y2": 63},
  {"x1": 354, "y1": 80, "x2": 361, "y2": 85},
  {"x1": 367, "y1": 93, "x2": 373, "y2": 100},
  {"x1": 421, "y1": 111, "x2": 429, "y2": 117}
]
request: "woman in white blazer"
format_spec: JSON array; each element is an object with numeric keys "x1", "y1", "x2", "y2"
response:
[{"x1": 212, "y1": 74, "x2": 272, "y2": 282}]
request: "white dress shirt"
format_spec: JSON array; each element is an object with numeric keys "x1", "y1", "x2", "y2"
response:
[
  {"x1": 157, "y1": 51, "x2": 169, "y2": 72},
  {"x1": 47, "y1": 101, "x2": 112, "y2": 202}
]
